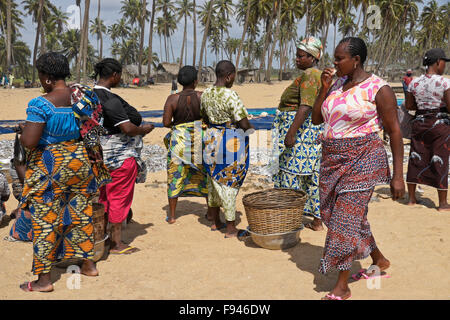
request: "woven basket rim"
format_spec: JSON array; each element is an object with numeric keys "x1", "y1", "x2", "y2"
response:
[{"x1": 243, "y1": 188, "x2": 307, "y2": 209}]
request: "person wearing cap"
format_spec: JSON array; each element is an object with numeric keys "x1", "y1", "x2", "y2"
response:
[
  {"x1": 271, "y1": 37, "x2": 324, "y2": 231},
  {"x1": 405, "y1": 48, "x2": 450, "y2": 211},
  {"x1": 402, "y1": 69, "x2": 413, "y2": 96}
]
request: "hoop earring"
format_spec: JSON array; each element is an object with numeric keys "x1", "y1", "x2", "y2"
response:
[{"x1": 45, "y1": 80, "x2": 52, "y2": 85}]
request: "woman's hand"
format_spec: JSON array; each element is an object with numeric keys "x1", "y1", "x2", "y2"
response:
[
  {"x1": 321, "y1": 68, "x2": 335, "y2": 91},
  {"x1": 141, "y1": 123, "x2": 155, "y2": 136},
  {"x1": 284, "y1": 131, "x2": 296, "y2": 148},
  {"x1": 390, "y1": 176, "x2": 405, "y2": 201}
]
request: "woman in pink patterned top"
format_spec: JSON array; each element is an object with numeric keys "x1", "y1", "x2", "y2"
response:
[{"x1": 311, "y1": 37, "x2": 405, "y2": 300}]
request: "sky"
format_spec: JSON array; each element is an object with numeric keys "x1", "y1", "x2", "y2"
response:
[{"x1": 16, "y1": 0, "x2": 449, "y2": 68}]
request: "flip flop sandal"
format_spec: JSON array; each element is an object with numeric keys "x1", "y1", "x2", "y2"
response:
[
  {"x1": 110, "y1": 247, "x2": 140, "y2": 255},
  {"x1": 322, "y1": 293, "x2": 351, "y2": 300},
  {"x1": 352, "y1": 268, "x2": 391, "y2": 281},
  {"x1": 20, "y1": 281, "x2": 54, "y2": 293}
]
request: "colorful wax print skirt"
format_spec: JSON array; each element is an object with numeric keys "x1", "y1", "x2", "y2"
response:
[
  {"x1": 203, "y1": 124, "x2": 249, "y2": 189},
  {"x1": 9, "y1": 208, "x2": 33, "y2": 242},
  {"x1": 271, "y1": 111, "x2": 323, "y2": 218},
  {"x1": 407, "y1": 108, "x2": 449, "y2": 190},
  {"x1": 21, "y1": 140, "x2": 97, "y2": 275},
  {"x1": 164, "y1": 121, "x2": 208, "y2": 198},
  {"x1": 318, "y1": 133, "x2": 391, "y2": 274}
]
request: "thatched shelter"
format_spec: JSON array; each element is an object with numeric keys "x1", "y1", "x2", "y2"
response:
[
  {"x1": 156, "y1": 63, "x2": 180, "y2": 83},
  {"x1": 237, "y1": 68, "x2": 258, "y2": 83},
  {"x1": 199, "y1": 66, "x2": 216, "y2": 83},
  {"x1": 122, "y1": 64, "x2": 154, "y2": 84}
]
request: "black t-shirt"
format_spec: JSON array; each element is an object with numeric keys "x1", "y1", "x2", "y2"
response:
[{"x1": 94, "y1": 88, "x2": 142, "y2": 134}]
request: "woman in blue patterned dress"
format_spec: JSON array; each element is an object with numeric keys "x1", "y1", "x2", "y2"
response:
[{"x1": 272, "y1": 37, "x2": 324, "y2": 231}]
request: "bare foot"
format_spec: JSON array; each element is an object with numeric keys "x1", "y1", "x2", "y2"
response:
[
  {"x1": 166, "y1": 217, "x2": 176, "y2": 224},
  {"x1": 20, "y1": 281, "x2": 54, "y2": 293},
  {"x1": 210, "y1": 223, "x2": 226, "y2": 231},
  {"x1": 81, "y1": 260, "x2": 98, "y2": 277},
  {"x1": 438, "y1": 204, "x2": 450, "y2": 212},
  {"x1": 408, "y1": 199, "x2": 423, "y2": 206},
  {"x1": 367, "y1": 258, "x2": 390, "y2": 276},
  {"x1": 305, "y1": 220, "x2": 324, "y2": 231}
]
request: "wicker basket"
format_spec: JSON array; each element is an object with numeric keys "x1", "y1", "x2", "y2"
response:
[{"x1": 242, "y1": 188, "x2": 306, "y2": 235}]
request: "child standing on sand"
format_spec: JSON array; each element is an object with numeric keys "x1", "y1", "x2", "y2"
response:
[{"x1": 201, "y1": 60, "x2": 254, "y2": 239}]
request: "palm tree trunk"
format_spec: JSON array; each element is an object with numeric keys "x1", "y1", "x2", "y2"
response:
[
  {"x1": 147, "y1": 0, "x2": 156, "y2": 80},
  {"x1": 192, "y1": 0, "x2": 197, "y2": 66},
  {"x1": 266, "y1": 0, "x2": 282, "y2": 83},
  {"x1": 179, "y1": 14, "x2": 187, "y2": 68},
  {"x1": 6, "y1": 0, "x2": 12, "y2": 70},
  {"x1": 98, "y1": 0, "x2": 103, "y2": 59},
  {"x1": 235, "y1": 0, "x2": 251, "y2": 78},
  {"x1": 198, "y1": 0, "x2": 214, "y2": 84},
  {"x1": 32, "y1": 0, "x2": 44, "y2": 84},
  {"x1": 305, "y1": 0, "x2": 310, "y2": 38},
  {"x1": 138, "y1": 0, "x2": 146, "y2": 76},
  {"x1": 82, "y1": 0, "x2": 91, "y2": 83},
  {"x1": 170, "y1": 37, "x2": 175, "y2": 63},
  {"x1": 259, "y1": 15, "x2": 273, "y2": 82}
]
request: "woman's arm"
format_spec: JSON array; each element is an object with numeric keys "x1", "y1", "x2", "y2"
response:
[
  {"x1": 312, "y1": 68, "x2": 334, "y2": 125},
  {"x1": 162, "y1": 95, "x2": 175, "y2": 128},
  {"x1": 405, "y1": 91, "x2": 417, "y2": 111},
  {"x1": 237, "y1": 117, "x2": 254, "y2": 132},
  {"x1": 119, "y1": 121, "x2": 154, "y2": 137},
  {"x1": 444, "y1": 88, "x2": 450, "y2": 113},
  {"x1": 375, "y1": 86, "x2": 405, "y2": 200},
  {"x1": 19, "y1": 122, "x2": 45, "y2": 149},
  {"x1": 285, "y1": 106, "x2": 311, "y2": 147}
]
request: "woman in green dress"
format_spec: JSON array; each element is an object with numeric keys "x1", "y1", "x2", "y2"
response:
[{"x1": 271, "y1": 37, "x2": 324, "y2": 231}]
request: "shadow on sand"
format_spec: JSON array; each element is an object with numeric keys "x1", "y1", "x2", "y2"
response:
[
  {"x1": 161, "y1": 199, "x2": 243, "y2": 229},
  {"x1": 242, "y1": 216, "x2": 364, "y2": 293},
  {"x1": 374, "y1": 186, "x2": 437, "y2": 209}
]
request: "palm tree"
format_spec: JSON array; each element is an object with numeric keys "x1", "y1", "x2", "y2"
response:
[
  {"x1": 198, "y1": 0, "x2": 214, "y2": 83},
  {"x1": 421, "y1": 0, "x2": 440, "y2": 50},
  {"x1": 90, "y1": 10, "x2": 106, "y2": 60},
  {"x1": 5, "y1": 0, "x2": 11, "y2": 70},
  {"x1": 235, "y1": 0, "x2": 251, "y2": 73},
  {"x1": 213, "y1": 0, "x2": 233, "y2": 60},
  {"x1": 61, "y1": 28, "x2": 81, "y2": 66},
  {"x1": 156, "y1": 0, "x2": 176, "y2": 62},
  {"x1": 192, "y1": 0, "x2": 197, "y2": 66},
  {"x1": 121, "y1": 0, "x2": 141, "y2": 29},
  {"x1": 265, "y1": 0, "x2": 282, "y2": 83},
  {"x1": 76, "y1": 0, "x2": 90, "y2": 83},
  {"x1": 0, "y1": 36, "x2": 32, "y2": 79},
  {"x1": 311, "y1": 0, "x2": 333, "y2": 67},
  {"x1": 176, "y1": 0, "x2": 193, "y2": 68},
  {"x1": 146, "y1": 0, "x2": 156, "y2": 80},
  {"x1": 24, "y1": 0, "x2": 44, "y2": 83},
  {"x1": 138, "y1": 0, "x2": 148, "y2": 76}
]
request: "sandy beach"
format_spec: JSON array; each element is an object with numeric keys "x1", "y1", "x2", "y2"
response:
[{"x1": 0, "y1": 82, "x2": 449, "y2": 300}]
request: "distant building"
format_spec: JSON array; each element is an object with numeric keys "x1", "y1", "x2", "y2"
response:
[{"x1": 156, "y1": 63, "x2": 180, "y2": 83}]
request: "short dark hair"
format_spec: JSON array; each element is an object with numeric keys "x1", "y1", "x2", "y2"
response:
[
  {"x1": 338, "y1": 37, "x2": 368, "y2": 65},
  {"x1": 94, "y1": 58, "x2": 123, "y2": 79},
  {"x1": 36, "y1": 52, "x2": 71, "y2": 80},
  {"x1": 177, "y1": 65, "x2": 198, "y2": 86},
  {"x1": 215, "y1": 60, "x2": 236, "y2": 78}
]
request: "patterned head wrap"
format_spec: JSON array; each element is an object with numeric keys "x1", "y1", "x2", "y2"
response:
[{"x1": 297, "y1": 37, "x2": 323, "y2": 60}]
